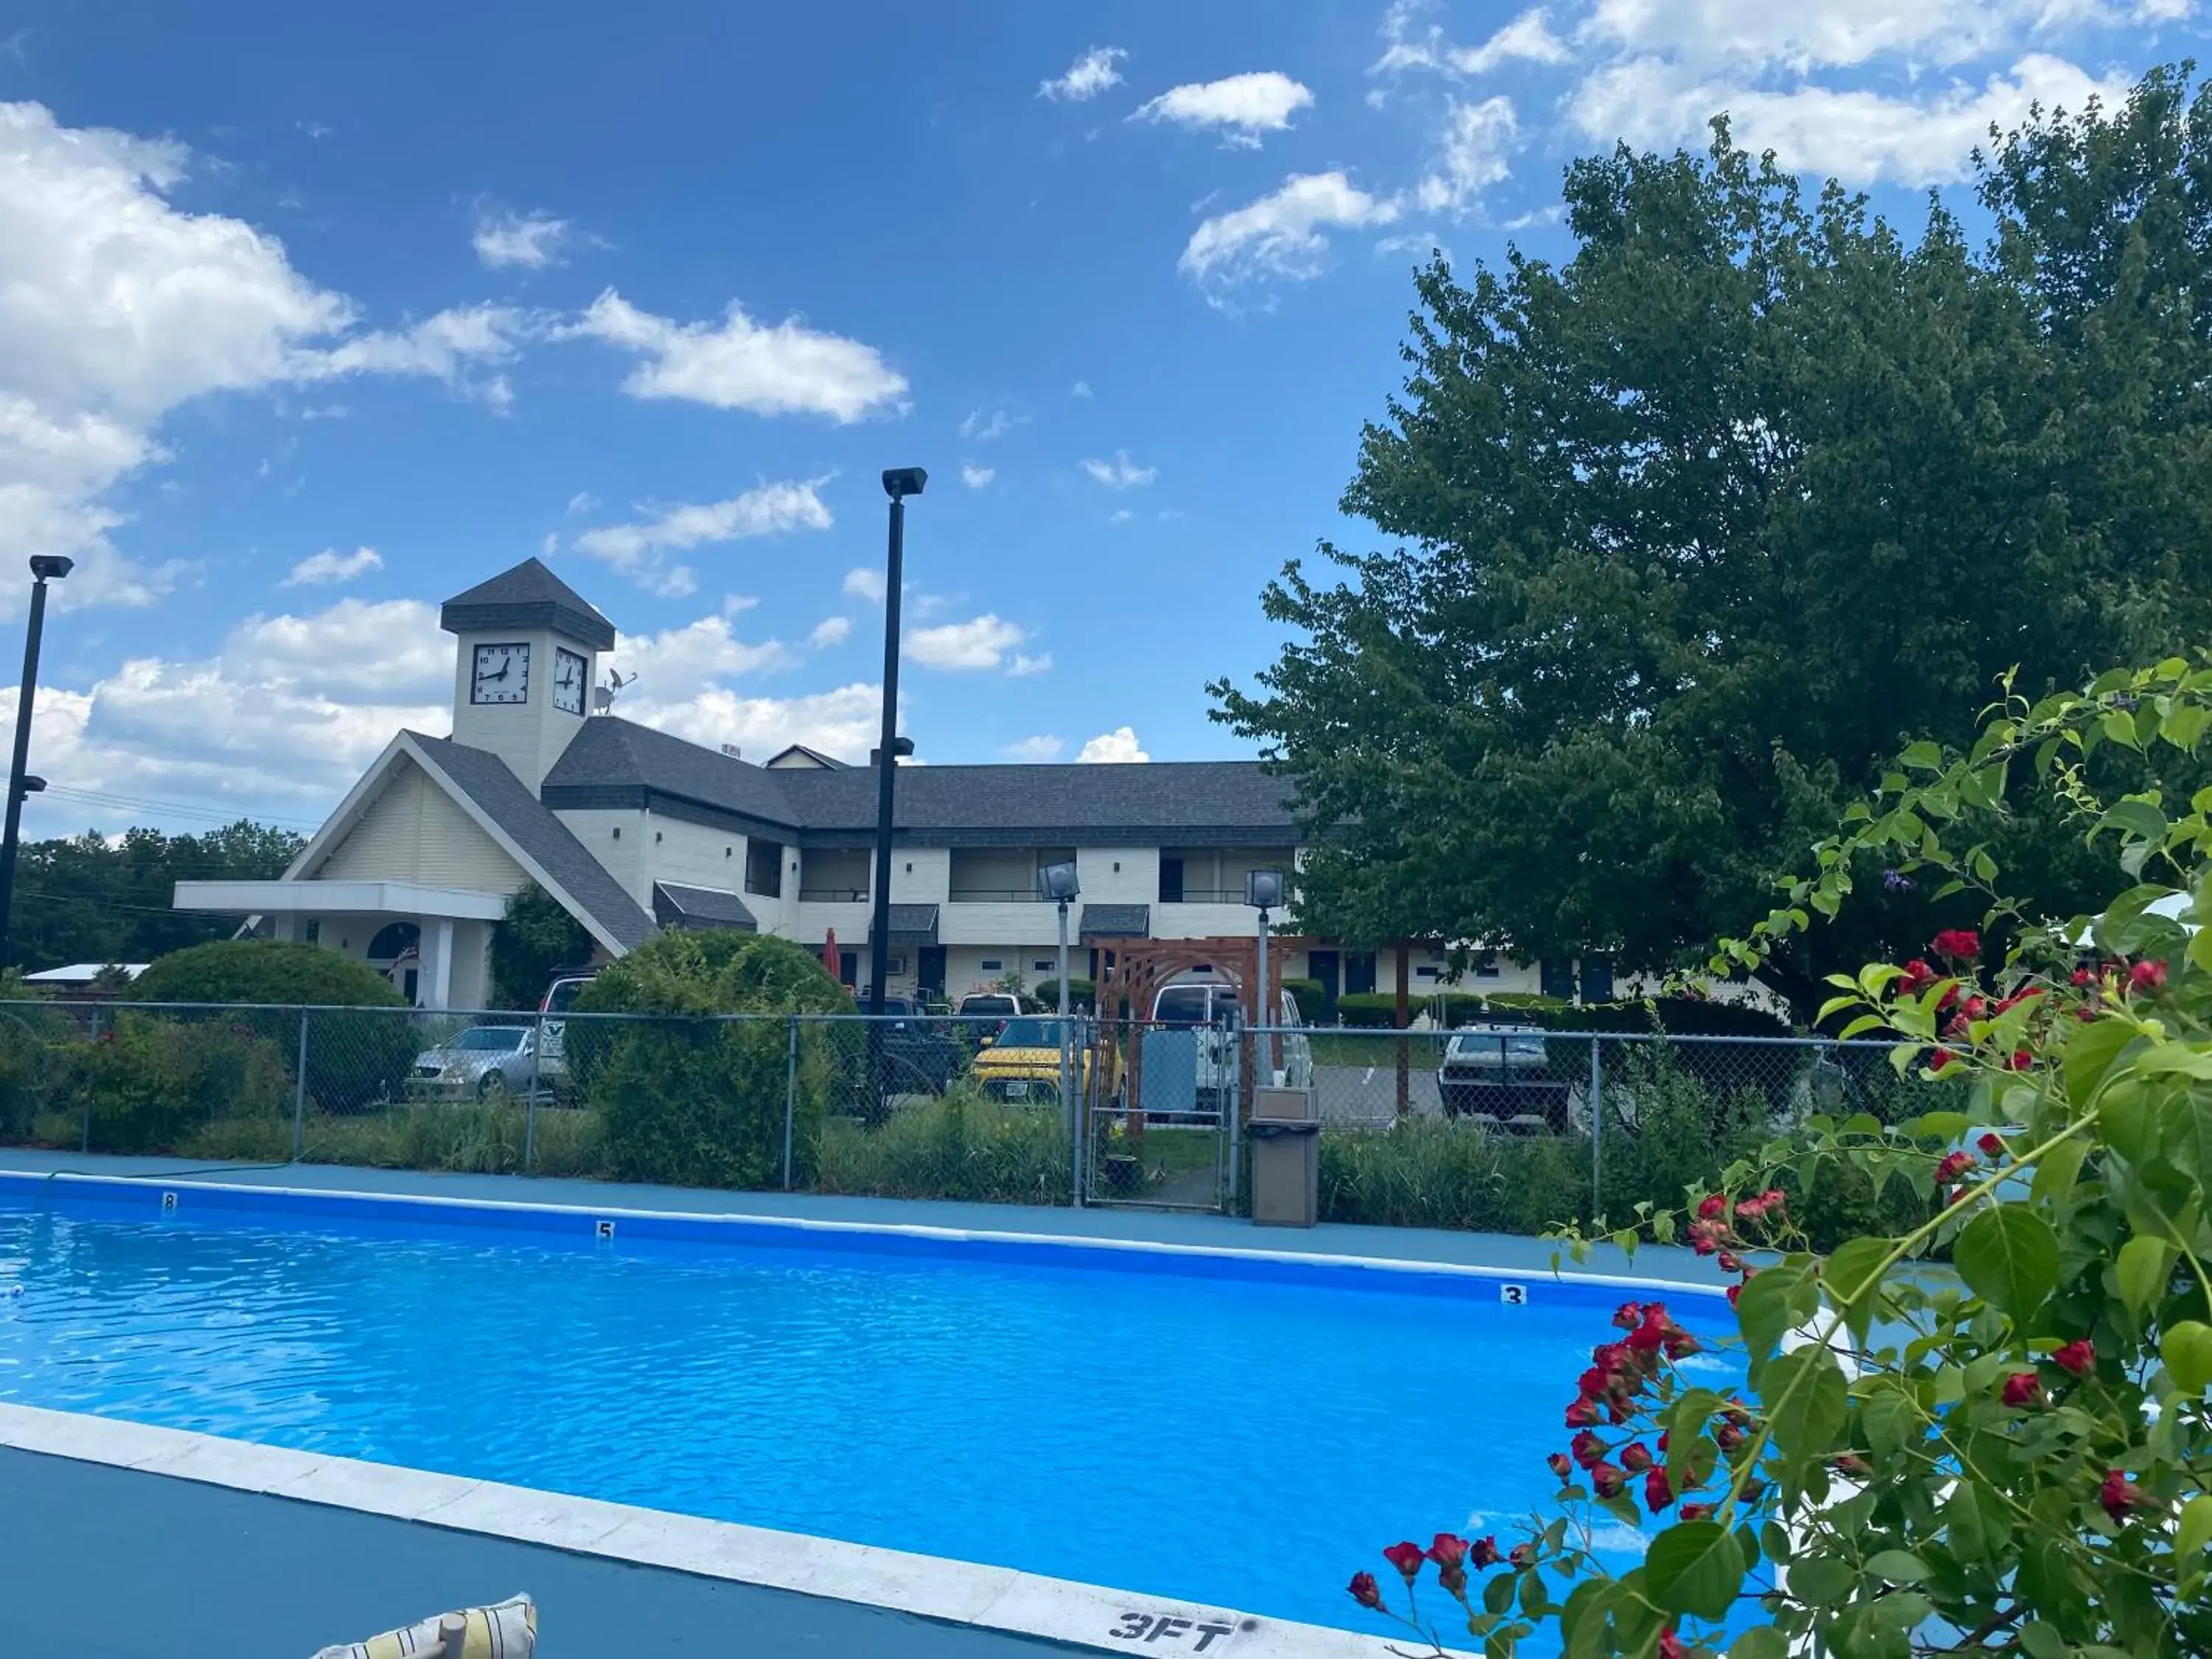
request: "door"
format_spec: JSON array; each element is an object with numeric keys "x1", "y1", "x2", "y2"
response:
[
  {"x1": 1306, "y1": 950, "x2": 1340, "y2": 1023},
  {"x1": 918, "y1": 945, "x2": 947, "y2": 999},
  {"x1": 1541, "y1": 959, "x2": 1577, "y2": 1001},
  {"x1": 838, "y1": 950, "x2": 858, "y2": 988},
  {"x1": 1579, "y1": 956, "x2": 1615, "y2": 1004},
  {"x1": 1344, "y1": 952, "x2": 1377, "y2": 997}
]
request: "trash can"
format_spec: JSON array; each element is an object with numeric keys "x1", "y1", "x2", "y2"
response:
[{"x1": 1248, "y1": 1086, "x2": 1318, "y2": 1228}]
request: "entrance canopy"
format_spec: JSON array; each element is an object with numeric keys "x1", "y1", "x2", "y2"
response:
[{"x1": 173, "y1": 880, "x2": 506, "y2": 921}]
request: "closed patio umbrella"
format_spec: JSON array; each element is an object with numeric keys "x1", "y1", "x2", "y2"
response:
[{"x1": 823, "y1": 928, "x2": 841, "y2": 984}]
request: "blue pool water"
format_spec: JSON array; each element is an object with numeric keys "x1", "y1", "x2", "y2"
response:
[{"x1": 0, "y1": 1192, "x2": 1734, "y2": 1636}]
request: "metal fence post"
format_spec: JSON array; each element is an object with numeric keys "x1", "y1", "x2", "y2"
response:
[
  {"x1": 82, "y1": 1006, "x2": 97, "y2": 1153},
  {"x1": 524, "y1": 1009, "x2": 543, "y2": 1173},
  {"x1": 292, "y1": 1007, "x2": 310, "y2": 1161},
  {"x1": 782, "y1": 1014, "x2": 800, "y2": 1191},
  {"x1": 1588, "y1": 1034, "x2": 1602, "y2": 1222},
  {"x1": 1071, "y1": 1014, "x2": 1087, "y2": 1209}
]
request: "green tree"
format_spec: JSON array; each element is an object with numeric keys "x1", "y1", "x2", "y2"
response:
[
  {"x1": 487, "y1": 882, "x2": 595, "y2": 1009},
  {"x1": 1211, "y1": 72, "x2": 2212, "y2": 1015},
  {"x1": 11, "y1": 819, "x2": 305, "y2": 971}
]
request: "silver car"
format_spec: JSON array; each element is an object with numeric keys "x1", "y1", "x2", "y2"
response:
[{"x1": 409, "y1": 1025, "x2": 562, "y2": 1101}]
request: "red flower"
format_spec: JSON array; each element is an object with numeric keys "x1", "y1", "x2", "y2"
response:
[
  {"x1": 1695, "y1": 1193, "x2": 1727, "y2": 1220},
  {"x1": 1658, "y1": 1625, "x2": 1688, "y2": 1659},
  {"x1": 1932, "y1": 929, "x2": 1980, "y2": 961},
  {"x1": 1508, "y1": 1544, "x2": 1536, "y2": 1571},
  {"x1": 1612, "y1": 1300, "x2": 1646, "y2": 1331},
  {"x1": 1619, "y1": 1441, "x2": 1654, "y2": 1473},
  {"x1": 2101, "y1": 1470, "x2": 2147, "y2": 1523},
  {"x1": 1725, "y1": 1283, "x2": 1742, "y2": 1307},
  {"x1": 1935, "y1": 1150, "x2": 1975, "y2": 1186},
  {"x1": 2001, "y1": 1371, "x2": 2043, "y2": 1409},
  {"x1": 1688, "y1": 1219, "x2": 1725, "y2": 1256},
  {"x1": 2053, "y1": 1338, "x2": 2095, "y2": 1377},
  {"x1": 1591, "y1": 1461, "x2": 1628, "y2": 1499},
  {"x1": 1898, "y1": 959, "x2": 1938, "y2": 996},
  {"x1": 1930, "y1": 1048, "x2": 1960, "y2": 1072},
  {"x1": 1436, "y1": 1559, "x2": 1467, "y2": 1599},
  {"x1": 1718, "y1": 1251, "x2": 1744, "y2": 1273},
  {"x1": 1658, "y1": 1430, "x2": 1670, "y2": 1453},
  {"x1": 1468, "y1": 1536, "x2": 1503, "y2": 1569},
  {"x1": 2070, "y1": 967, "x2": 2093, "y2": 987},
  {"x1": 1663, "y1": 1326, "x2": 1702, "y2": 1360},
  {"x1": 1547, "y1": 1451, "x2": 1572, "y2": 1481},
  {"x1": 1426, "y1": 1533, "x2": 1467, "y2": 1571},
  {"x1": 1644, "y1": 1467, "x2": 1674, "y2": 1512},
  {"x1": 1977, "y1": 1133, "x2": 2005, "y2": 1158},
  {"x1": 1832, "y1": 1454, "x2": 1872, "y2": 1479},
  {"x1": 1627, "y1": 1304, "x2": 1672, "y2": 1352},
  {"x1": 2129, "y1": 959, "x2": 2168, "y2": 995},
  {"x1": 1565, "y1": 1397, "x2": 1602, "y2": 1427},
  {"x1": 1382, "y1": 1541, "x2": 1425, "y2": 1582},
  {"x1": 2004, "y1": 1049, "x2": 2033, "y2": 1072},
  {"x1": 1571, "y1": 1429, "x2": 1606, "y2": 1470},
  {"x1": 1679, "y1": 1502, "x2": 1714, "y2": 1522},
  {"x1": 1715, "y1": 1421, "x2": 1747, "y2": 1455},
  {"x1": 1346, "y1": 1572, "x2": 1384, "y2": 1611}
]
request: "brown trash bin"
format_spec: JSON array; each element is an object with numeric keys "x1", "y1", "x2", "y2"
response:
[{"x1": 1248, "y1": 1086, "x2": 1318, "y2": 1227}]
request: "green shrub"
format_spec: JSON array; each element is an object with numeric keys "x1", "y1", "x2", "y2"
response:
[
  {"x1": 1543, "y1": 993, "x2": 1792, "y2": 1037},
  {"x1": 1335, "y1": 992, "x2": 1406, "y2": 1026},
  {"x1": 1279, "y1": 975, "x2": 1324, "y2": 1012},
  {"x1": 0, "y1": 1002, "x2": 76, "y2": 1139},
  {"x1": 1319, "y1": 1118, "x2": 1592, "y2": 1232},
  {"x1": 488, "y1": 882, "x2": 596, "y2": 1009},
  {"x1": 574, "y1": 931, "x2": 850, "y2": 1189},
  {"x1": 130, "y1": 940, "x2": 415, "y2": 1110},
  {"x1": 78, "y1": 1014, "x2": 293, "y2": 1154},
  {"x1": 1032, "y1": 978, "x2": 1096, "y2": 1012},
  {"x1": 1333, "y1": 989, "x2": 1489, "y2": 1027},
  {"x1": 813, "y1": 1088, "x2": 1069, "y2": 1203}
]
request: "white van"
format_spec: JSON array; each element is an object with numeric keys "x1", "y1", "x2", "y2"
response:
[{"x1": 1145, "y1": 981, "x2": 1313, "y2": 1113}]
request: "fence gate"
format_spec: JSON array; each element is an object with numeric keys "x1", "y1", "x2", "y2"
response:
[{"x1": 1081, "y1": 1020, "x2": 1236, "y2": 1211}]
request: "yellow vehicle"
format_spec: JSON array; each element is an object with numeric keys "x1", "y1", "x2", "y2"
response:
[{"x1": 971, "y1": 1016, "x2": 1110, "y2": 1105}]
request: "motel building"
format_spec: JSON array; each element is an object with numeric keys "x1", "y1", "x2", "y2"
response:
[{"x1": 172, "y1": 559, "x2": 1599, "y2": 1015}]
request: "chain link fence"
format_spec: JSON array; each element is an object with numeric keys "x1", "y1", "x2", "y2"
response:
[{"x1": 0, "y1": 1001, "x2": 1951, "y2": 1235}]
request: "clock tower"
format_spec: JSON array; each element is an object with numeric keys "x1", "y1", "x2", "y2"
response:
[{"x1": 439, "y1": 557, "x2": 616, "y2": 792}]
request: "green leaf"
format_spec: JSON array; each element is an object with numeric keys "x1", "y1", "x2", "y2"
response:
[
  {"x1": 2163, "y1": 1321, "x2": 2212, "y2": 1394},
  {"x1": 1482, "y1": 1571, "x2": 1517, "y2": 1615},
  {"x1": 1735, "y1": 1261, "x2": 1818, "y2": 1354},
  {"x1": 2017, "y1": 1623, "x2": 2067, "y2": 1659},
  {"x1": 2179, "y1": 1496, "x2": 2212, "y2": 1579},
  {"x1": 1954, "y1": 1207, "x2": 2060, "y2": 1318},
  {"x1": 1728, "y1": 1630, "x2": 1790, "y2": 1659},
  {"x1": 1643, "y1": 1520, "x2": 1746, "y2": 1621},
  {"x1": 2063, "y1": 1016, "x2": 2138, "y2": 1110},
  {"x1": 1761, "y1": 1346, "x2": 1850, "y2": 1455},
  {"x1": 2117, "y1": 1235, "x2": 2172, "y2": 1318},
  {"x1": 1823, "y1": 1236, "x2": 1892, "y2": 1345},
  {"x1": 1860, "y1": 1389, "x2": 1915, "y2": 1461},
  {"x1": 2029, "y1": 1136, "x2": 2090, "y2": 1207},
  {"x1": 1863, "y1": 1550, "x2": 1929, "y2": 1584}
]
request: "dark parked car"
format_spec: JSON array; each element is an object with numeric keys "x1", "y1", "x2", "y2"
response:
[
  {"x1": 871, "y1": 997, "x2": 967, "y2": 1093},
  {"x1": 1436, "y1": 1026, "x2": 1571, "y2": 1130}
]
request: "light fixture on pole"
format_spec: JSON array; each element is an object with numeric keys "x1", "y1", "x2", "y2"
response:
[
  {"x1": 1245, "y1": 867, "x2": 1287, "y2": 1082},
  {"x1": 0, "y1": 555, "x2": 71, "y2": 975},
  {"x1": 1040, "y1": 859, "x2": 1080, "y2": 1125}
]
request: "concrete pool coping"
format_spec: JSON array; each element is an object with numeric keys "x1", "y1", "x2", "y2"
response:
[{"x1": 0, "y1": 1150, "x2": 1731, "y2": 1655}]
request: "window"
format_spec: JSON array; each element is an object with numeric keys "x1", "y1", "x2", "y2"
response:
[
  {"x1": 1416, "y1": 965, "x2": 1441, "y2": 980},
  {"x1": 886, "y1": 955, "x2": 906, "y2": 976},
  {"x1": 1158, "y1": 856, "x2": 1185, "y2": 903},
  {"x1": 1475, "y1": 956, "x2": 1502, "y2": 979},
  {"x1": 744, "y1": 838, "x2": 784, "y2": 899},
  {"x1": 304, "y1": 919, "x2": 320, "y2": 945},
  {"x1": 1033, "y1": 959, "x2": 1053, "y2": 973},
  {"x1": 979, "y1": 959, "x2": 1004, "y2": 973}
]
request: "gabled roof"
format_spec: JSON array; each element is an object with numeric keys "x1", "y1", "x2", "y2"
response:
[
  {"x1": 764, "y1": 743, "x2": 849, "y2": 770},
  {"x1": 440, "y1": 557, "x2": 617, "y2": 651},
  {"x1": 405, "y1": 733, "x2": 657, "y2": 953},
  {"x1": 653, "y1": 883, "x2": 759, "y2": 931},
  {"x1": 539, "y1": 716, "x2": 1298, "y2": 846}
]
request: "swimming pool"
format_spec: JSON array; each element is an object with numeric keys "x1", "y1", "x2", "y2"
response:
[{"x1": 0, "y1": 1178, "x2": 1733, "y2": 1639}]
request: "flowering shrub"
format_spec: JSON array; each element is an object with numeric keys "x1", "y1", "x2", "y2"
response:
[{"x1": 1351, "y1": 662, "x2": 2212, "y2": 1658}]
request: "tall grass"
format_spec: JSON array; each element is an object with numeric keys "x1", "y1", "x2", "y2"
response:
[{"x1": 814, "y1": 1089, "x2": 1070, "y2": 1204}]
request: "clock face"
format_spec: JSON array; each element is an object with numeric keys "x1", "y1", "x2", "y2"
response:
[
  {"x1": 553, "y1": 647, "x2": 588, "y2": 715},
  {"x1": 470, "y1": 642, "x2": 530, "y2": 705}
]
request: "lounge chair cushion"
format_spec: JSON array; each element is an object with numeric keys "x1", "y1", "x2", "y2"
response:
[{"x1": 310, "y1": 1592, "x2": 535, "y2": 1658}]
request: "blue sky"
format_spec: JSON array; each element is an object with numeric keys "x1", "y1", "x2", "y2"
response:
[{"x1": 0, "y1": 0, "x2": 2197, "y2": 835}]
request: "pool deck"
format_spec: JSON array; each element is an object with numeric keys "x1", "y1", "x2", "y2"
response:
[
  {"x1": 0, "y1": 1150, "x2": 1728, "y2": 1658},
  {"x1": 0, "y1": 1146, "x2": 1731, "y2": 1284}
]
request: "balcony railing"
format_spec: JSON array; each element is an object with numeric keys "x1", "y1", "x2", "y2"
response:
[
  {"x1": 947, "y1": 889, "x2": 1046, "y2": 902},
  {"x1": 797, "y1": 886, "x2": 871, "y2": 902},
  {"x1": 1158, "y1": 888, "x2": 1254, "y2": 904}
]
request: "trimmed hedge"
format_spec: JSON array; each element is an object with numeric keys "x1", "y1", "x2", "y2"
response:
[
  {"x1": 1032, "y1": 978, "x2": 1096, "y2": 1012},
  {"x1": 1334, "y1": 990, "x2": 1489, "y2": 1027}
]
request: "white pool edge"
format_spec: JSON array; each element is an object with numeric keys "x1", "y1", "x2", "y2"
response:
[
  {"x1": 0, "y1": 1402, "x2": 1408, "y2": 1659},
  {"x1": 0, "y1": 1167, "x2": 1730, "y2": 1300}
]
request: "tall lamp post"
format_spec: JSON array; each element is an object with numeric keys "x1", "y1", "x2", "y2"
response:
[
  {"x1": 0, "y1": 556, "x2": 72, "y2": 973},
  {"x1": 1245, "y1": 868, "x2": 1287, "y2": 1083},
  {"x1": 1040, "y1": 860, "x2": 1079, "y2": 1130},
  {"x1": 867, "y1": 467, "x2": 925, "y2": 1020}
]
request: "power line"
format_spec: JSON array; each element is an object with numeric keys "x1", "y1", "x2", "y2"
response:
[{"x1": 35, "y1": 785, "x2": 323, "y2": 831}]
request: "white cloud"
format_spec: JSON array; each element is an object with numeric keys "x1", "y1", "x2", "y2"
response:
[
  {"x1": 1109, "y1": 507, "x2": 1134, "y2": 524},
  {"x1": 1573, "y1": 52, "x2": 2128, "y2": 187},
  {"x1": 471, "y1": 208, "x2": 570, "y2": 269},
  {"x1": 621, "y1": 682, "x2": 883, "y2": 765},
  {"x1": 540, "y1": 530, "x2": 559, "y2": 556},
  {"x1": 723, "y1": 593, "x2": 759, "y2": 616},
  {"x1": 1456, "y1": 8, "x2": 1572, "y2": 72},
  {"x1": 1040, "y1": 46, "x2": 1128, "y2": 102},
  {"x1": 844, "y1": 566, "x2": 887, "y2": 603},
  {"x1": 1071, "y1": 379, "x2": 1093, "y2": 398},
  {"x1": 961, "y1": 462, "x2": 995, "y2": 489},
  {"x1": 566, "y1": 490, "x2": 599, "y2": 515},
  {"x1": 604, "y1": 614, "x2": 794, "y2": 694},
  {"x1": 1179, "y1": 172, "x2": 1400, "y2": 296},
  {"x1": 1081, "y1": 450, "x2": 1157, "y2": 489},
  {"x1": 0, "y1": 100, "x2": 525, "y2": 616},
  {"x1": 282, "y1": 546, "x2": 381, "y2": 587},
  {"x1": 1417, "y1": 97, "x2": 1518, "y2": 213},
  {"x1": 6, "y1": 596, "x2": 455, "y2": 832},
  {"x1": 571, "y1": 479, "x2": 834, "y2": 597},
  {"x1": 1007, "y1": 653, "x2": 1053, "y2": 678},
  {"x1": 1004, "y1": 734, "x2": 1065, "y2": 761},
  {"x1": 906, "y1": 614, "x2": 1026, "y2": 671},
  {"x1": 1078, "y1": 726, "x2": 1150, "y2": 764},
  {"x1": 1376, "y1": 0, "x2": 1568, "y2": 77},
  {"x1": 1132, "y1": 72, "x2": 1315, "y2": 146},
  {"x1": 1582, "y1": 0, "x2": 2024, "y2": 74},
  {"x1": 809, "y1": 615, "x2": 852, "y2": 649},
  {"x1": 563, "y1": 288, "x2": 906, "y2": 422},
  {"x1": 959, "y1": 406, "x2": 1023, "y2": 442}
]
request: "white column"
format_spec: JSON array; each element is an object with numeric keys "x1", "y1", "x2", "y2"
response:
[
  {"x1": 271, "y1": 913, "x2": 298, "y2": 943},
  {"x1": 427, "y1": 917, "x2": 454, "y2": 1010}
]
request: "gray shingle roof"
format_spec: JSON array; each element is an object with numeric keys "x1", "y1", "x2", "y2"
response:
[
  {"x1": 1079, "y1": 903, "x2": 1151, "y2": 939},
  {"x1": 439, "y1": 558, "x2": 617, "y2": 652},
  {"x1": 540, "y1": 717, "x2": 1296, "y2": 846},
  {"x1": 406, "y1": 732, "x2": 658, "y2": 953},
  {"x1": 874, "y1": 903, "x2": 939, "y2": 943},
  {"x1": 653, "y1": 883, "x2": 759, "y2": 931}
]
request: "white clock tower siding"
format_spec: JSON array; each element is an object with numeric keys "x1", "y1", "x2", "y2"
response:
[{"x1": 438, "y1": 560, "x2": 616, "y2": 792}]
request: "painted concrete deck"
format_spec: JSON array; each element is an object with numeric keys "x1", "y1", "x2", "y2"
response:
[
  {"x1": 0, "y1": 1443, "x2": 1124, "y2": 1658},
  {"x1": 0, "y1": 1145, "x2": 1731, "y2": 1284}
]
